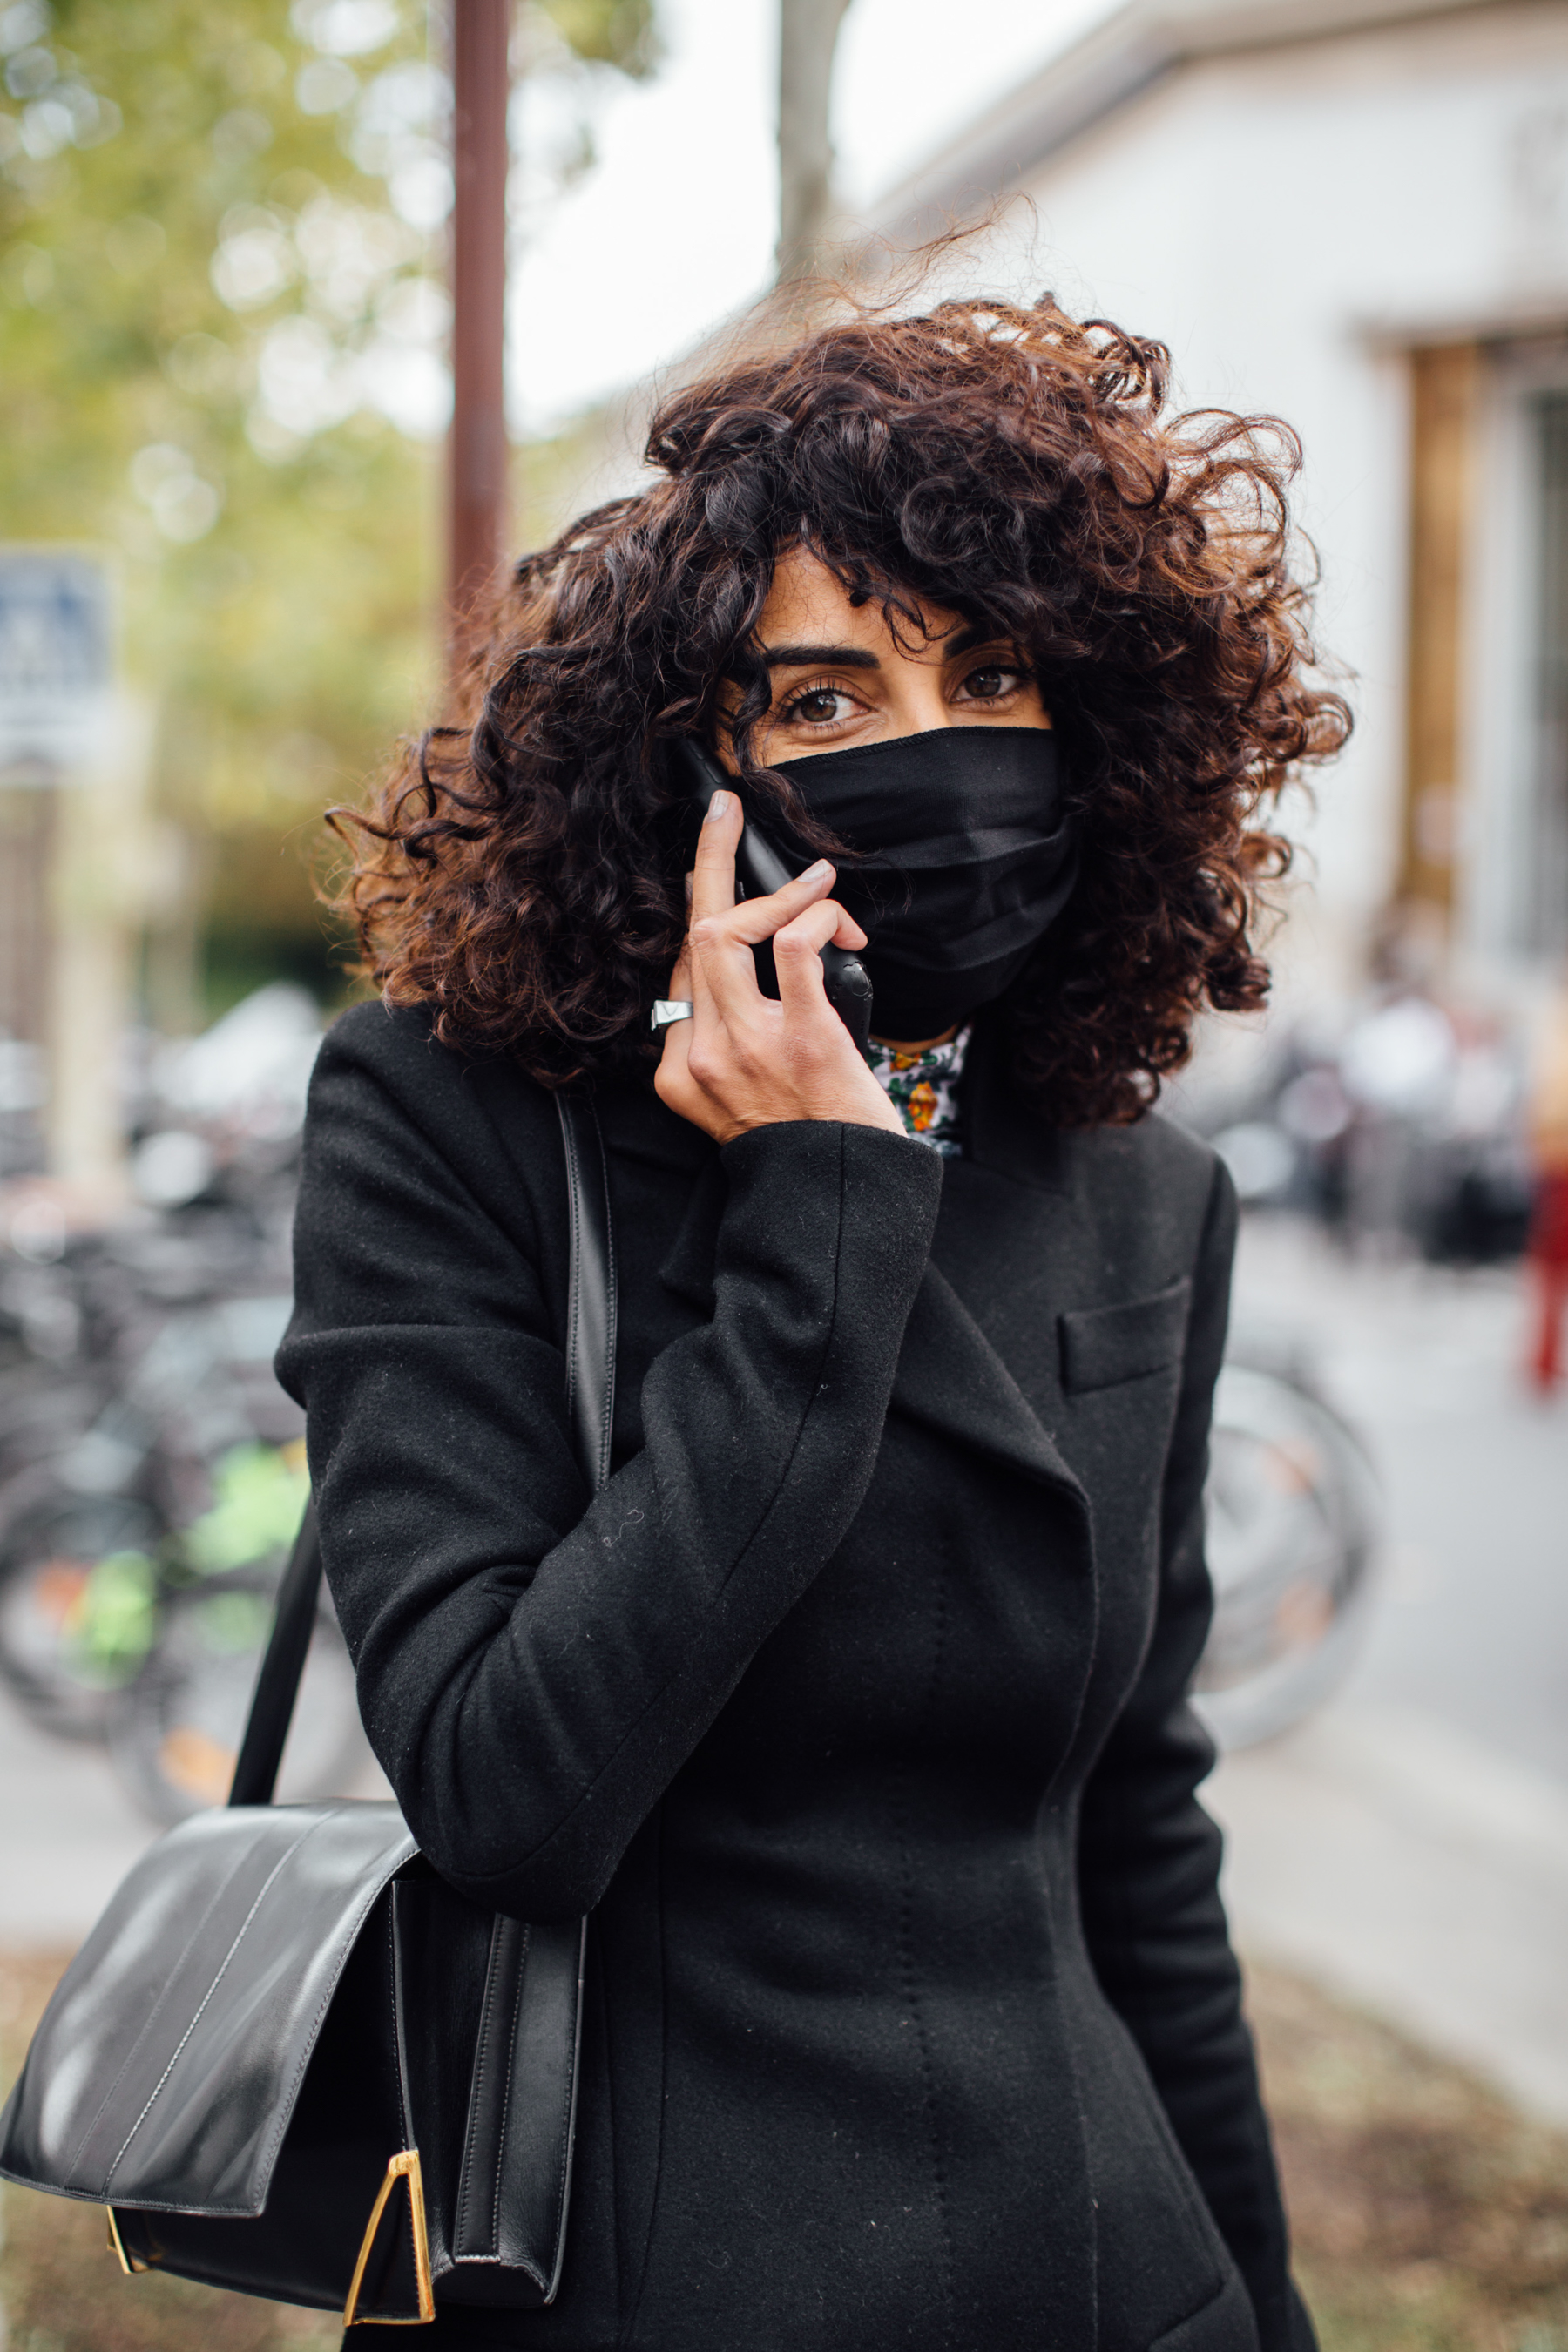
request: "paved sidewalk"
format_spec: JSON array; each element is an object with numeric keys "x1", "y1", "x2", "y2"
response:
[
  {"x1": 0, "y1": 1690, "x2": 150, "y2": 1947},
  {"x1": 1215, "y1": 1215, "x2": 1568, "y2": 2124},
  {"x1": 1211, "y1": 1701, "x2": 1568, "y2": 2126},
  {"x1": 1230, "y1": 1214, "x2": 1568, "y2": 1781}
]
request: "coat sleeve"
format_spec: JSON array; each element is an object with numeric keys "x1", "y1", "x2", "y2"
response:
[
  {"x1": 277, "y1": 1008, "x2": 943, "y2": 1923},
  {"x1": 1075, "y1": 1157, "x2": 1316, "y2": 2352}
]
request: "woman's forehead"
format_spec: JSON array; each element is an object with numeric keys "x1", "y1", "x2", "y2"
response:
[{"x1": 756, "y1": 548, "x2": 964, "y2": 658}]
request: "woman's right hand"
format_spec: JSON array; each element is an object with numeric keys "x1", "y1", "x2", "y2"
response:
[{"x1": 653, "y1": 789, "x2": 905, "y2": 1147}]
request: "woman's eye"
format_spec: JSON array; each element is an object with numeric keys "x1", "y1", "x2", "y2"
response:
[
  {"x1": 783, "y1": 686, "x2": 856, "y2": 727},
  {"x1": 957, "y1": 665, "x2": 1021, "y2": 703}
]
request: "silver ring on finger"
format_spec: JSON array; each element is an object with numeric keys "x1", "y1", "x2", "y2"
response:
[{"x1": 650, "y1": 998, "x2": 695, "y2": 1031}]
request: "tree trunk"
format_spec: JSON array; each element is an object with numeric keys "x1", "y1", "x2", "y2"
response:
[{"x1": 776, "y1": 0, "x2": 854, "y2": 285}]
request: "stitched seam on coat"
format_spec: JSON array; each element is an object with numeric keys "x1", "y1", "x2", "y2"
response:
[
  {"x1": 895, "y1": 1553, "x2": 957, "y2": 2349},
  {"x1": 1087, "y1": 1160, "x2": 1215, "y2": 1992},
  {"x1": 593, "y1": 1930, "x2": 622, "y2": 2325},
  {"x1": 1076, "y1": 1176, "x2": 1234, "y2": 2276},
  {"x1": 705, "y1": 1125, "x2": 852, "y2": 1598},
  {"x1": 456, "y1": 1126, "x2": 862, "y2": 1894},
  {"x1": 620, "y1": 1803, "x2": 668, "y2": 2349}
]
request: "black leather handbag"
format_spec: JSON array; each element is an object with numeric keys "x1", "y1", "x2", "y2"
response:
[{"x1": 0, "y1": 1092, "x2": 618, "y2": 2328}]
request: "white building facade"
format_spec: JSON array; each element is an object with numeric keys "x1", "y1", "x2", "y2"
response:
[{"x1": 877, "y1": 0, "x2": 1568, "y2": 1013}]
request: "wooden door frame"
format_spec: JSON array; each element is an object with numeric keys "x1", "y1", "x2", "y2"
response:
[{"x1": 1401, "y1": 340, "x2": 1481, "y2": 918}]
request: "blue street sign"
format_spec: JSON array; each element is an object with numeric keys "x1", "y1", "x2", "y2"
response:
[{"x1": 0, "y1": 549, "x2": 114, "y2": 777}]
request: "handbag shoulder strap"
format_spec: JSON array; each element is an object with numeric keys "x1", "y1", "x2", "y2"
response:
[
  {"x1": 554, "y1": 1090, "x2": 618, "y2": 1495},
  {"x1": 228, "y1": 1086, "x2": 617, "y2": 1809}
]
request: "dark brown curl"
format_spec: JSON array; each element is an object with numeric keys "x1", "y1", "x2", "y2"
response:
[{"x1": 331, "y1": 290, "x2": 1350, "y2": 1124}]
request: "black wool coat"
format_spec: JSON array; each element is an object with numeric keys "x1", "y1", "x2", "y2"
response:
[{"x1": 278, "y1": 1002, "x2": 1314, "y2": 2352}]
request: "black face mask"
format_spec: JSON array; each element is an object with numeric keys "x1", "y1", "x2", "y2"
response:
[{"x1": 770, "y1": 727, "x2": 1078, "y2": 1042}]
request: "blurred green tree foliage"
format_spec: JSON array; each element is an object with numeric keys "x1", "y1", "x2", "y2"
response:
[
  {"x1": 536, "y1": 0, "x2": 657, "y2": 78},
  {"x1": 0, "y1": 0, "x2": 655, "y2": 1017}
]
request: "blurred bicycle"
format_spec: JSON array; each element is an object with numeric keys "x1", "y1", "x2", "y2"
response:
[
  {"x1": 0, "y1": 986, "x2": 366, "y2": 1819},
  {"x1": 107, "y1": 1444, "x2": 361, "y2": 1824},
  {"x1": 1194, "y1": 1344, "x2": 1382, "y2": 1750},
  {"x1": 0, "y1": 1393, "x2": 362, "y2": 1821},
  {"x1": 0, "y1": 1267, "x2": 303, "y2": 1730}
]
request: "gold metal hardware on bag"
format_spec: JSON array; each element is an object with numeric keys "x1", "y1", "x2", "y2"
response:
[
  {"x1": 105, "y1": 2206, "x2": 152, "y2": 2274},
  {"x1": 342, "y1": 2147, "x2": 436, "y2": 2327}
]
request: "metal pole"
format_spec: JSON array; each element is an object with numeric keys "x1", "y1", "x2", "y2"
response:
[{"x1": 448, "y1": 0, "x2": 511, "y2": 659}]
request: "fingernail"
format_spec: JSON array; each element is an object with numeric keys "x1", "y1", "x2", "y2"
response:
[
  {"x1": 802, "y1": 859, "x2": 833, "y2": 883},
  {"x1": 705, "y1": 789, "x2": 732, "y2": 822}
]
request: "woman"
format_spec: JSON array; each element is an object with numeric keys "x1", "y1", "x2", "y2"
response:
[{"x1": 282, "y1": 294, "x2": 1348, "y2": 2352}]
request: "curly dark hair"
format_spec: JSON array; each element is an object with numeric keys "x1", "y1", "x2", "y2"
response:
[{"x1": 334, "y1": 290, "x2": 1350, "y2": 1125}]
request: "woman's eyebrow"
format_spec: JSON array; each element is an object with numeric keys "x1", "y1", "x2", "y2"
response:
[
  {"x1": 757, "y1": 627, "x2": 1012, "y2": 670},
  {"x1": 760, "y1": 642, "x2": 881, "y2": 670}
]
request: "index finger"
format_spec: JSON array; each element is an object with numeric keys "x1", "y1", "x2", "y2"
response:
[{"x1": 690, "y1": 789, "x2": 743, "y2": 924}]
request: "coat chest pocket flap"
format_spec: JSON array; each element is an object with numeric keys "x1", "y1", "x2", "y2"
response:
[{"x1": 1058, "y1": 1278, "x2": 1192, "y2": 1395}]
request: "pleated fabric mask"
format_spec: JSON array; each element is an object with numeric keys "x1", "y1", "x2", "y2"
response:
[{"x1": 771, "y1": 726, "x2": 1078, "y2": 1042}]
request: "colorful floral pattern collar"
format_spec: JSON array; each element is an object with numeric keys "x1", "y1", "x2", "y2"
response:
[{"x1": 866, "y1": 1026, "x2": 970, "y2": 1158}]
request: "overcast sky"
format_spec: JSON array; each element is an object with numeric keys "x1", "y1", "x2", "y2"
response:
[{"x1": 509, "y1": 0, "x2": 1114, "y2": 429}]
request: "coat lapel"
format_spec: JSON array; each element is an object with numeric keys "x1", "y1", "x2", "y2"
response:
[
  {"x1": 894, "y1": 1016, "x2": 1093, "y2": 1529},
  {"x1": 890, "y1": 1262, "x2": 1088, "y2": 1518},
  {"x1": 655, "y1": 1157, "x2": 1091, "y2": 1519},
  {"x1": 639, "y1": 1020, "x2": 1094, "y2": 1524}
]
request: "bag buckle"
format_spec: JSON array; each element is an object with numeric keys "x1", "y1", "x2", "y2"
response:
[
  {"x1": 343, "y1": 2146, "x2": 436, "y2": 2327},
  {"x1": 105, "y1": 2207, "x2": 152, "y2": 2274}
]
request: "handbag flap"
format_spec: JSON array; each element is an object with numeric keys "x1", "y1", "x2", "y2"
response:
[{"x1": 0, "y1": 1799, "x2": 416, "y2": 2216}]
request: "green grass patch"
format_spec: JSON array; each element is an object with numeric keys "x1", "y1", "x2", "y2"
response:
[{"x1": 1251, "y1": 1961, "x2": 1568, "y2": 2351}]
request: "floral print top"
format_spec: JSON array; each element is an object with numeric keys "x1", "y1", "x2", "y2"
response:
[{"x1": 865, "y1": 1025, "x2": 970, "y2": 1158}]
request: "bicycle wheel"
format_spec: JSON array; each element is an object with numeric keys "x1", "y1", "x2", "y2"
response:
[
  {"x1": 108, "y1": 1565, "x2": 363, "y2": 1824},
  {"x1": 1193, "y1": 1362, "x2": 1382, "y2": 1750},
  {"x1": 0, "y1": 1490, "x2": 161, "y2": 1739}
]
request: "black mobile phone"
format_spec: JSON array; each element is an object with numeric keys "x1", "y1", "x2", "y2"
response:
[{"x1": 672, "y1": 739, "x2": 874, "y2": 1055}]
